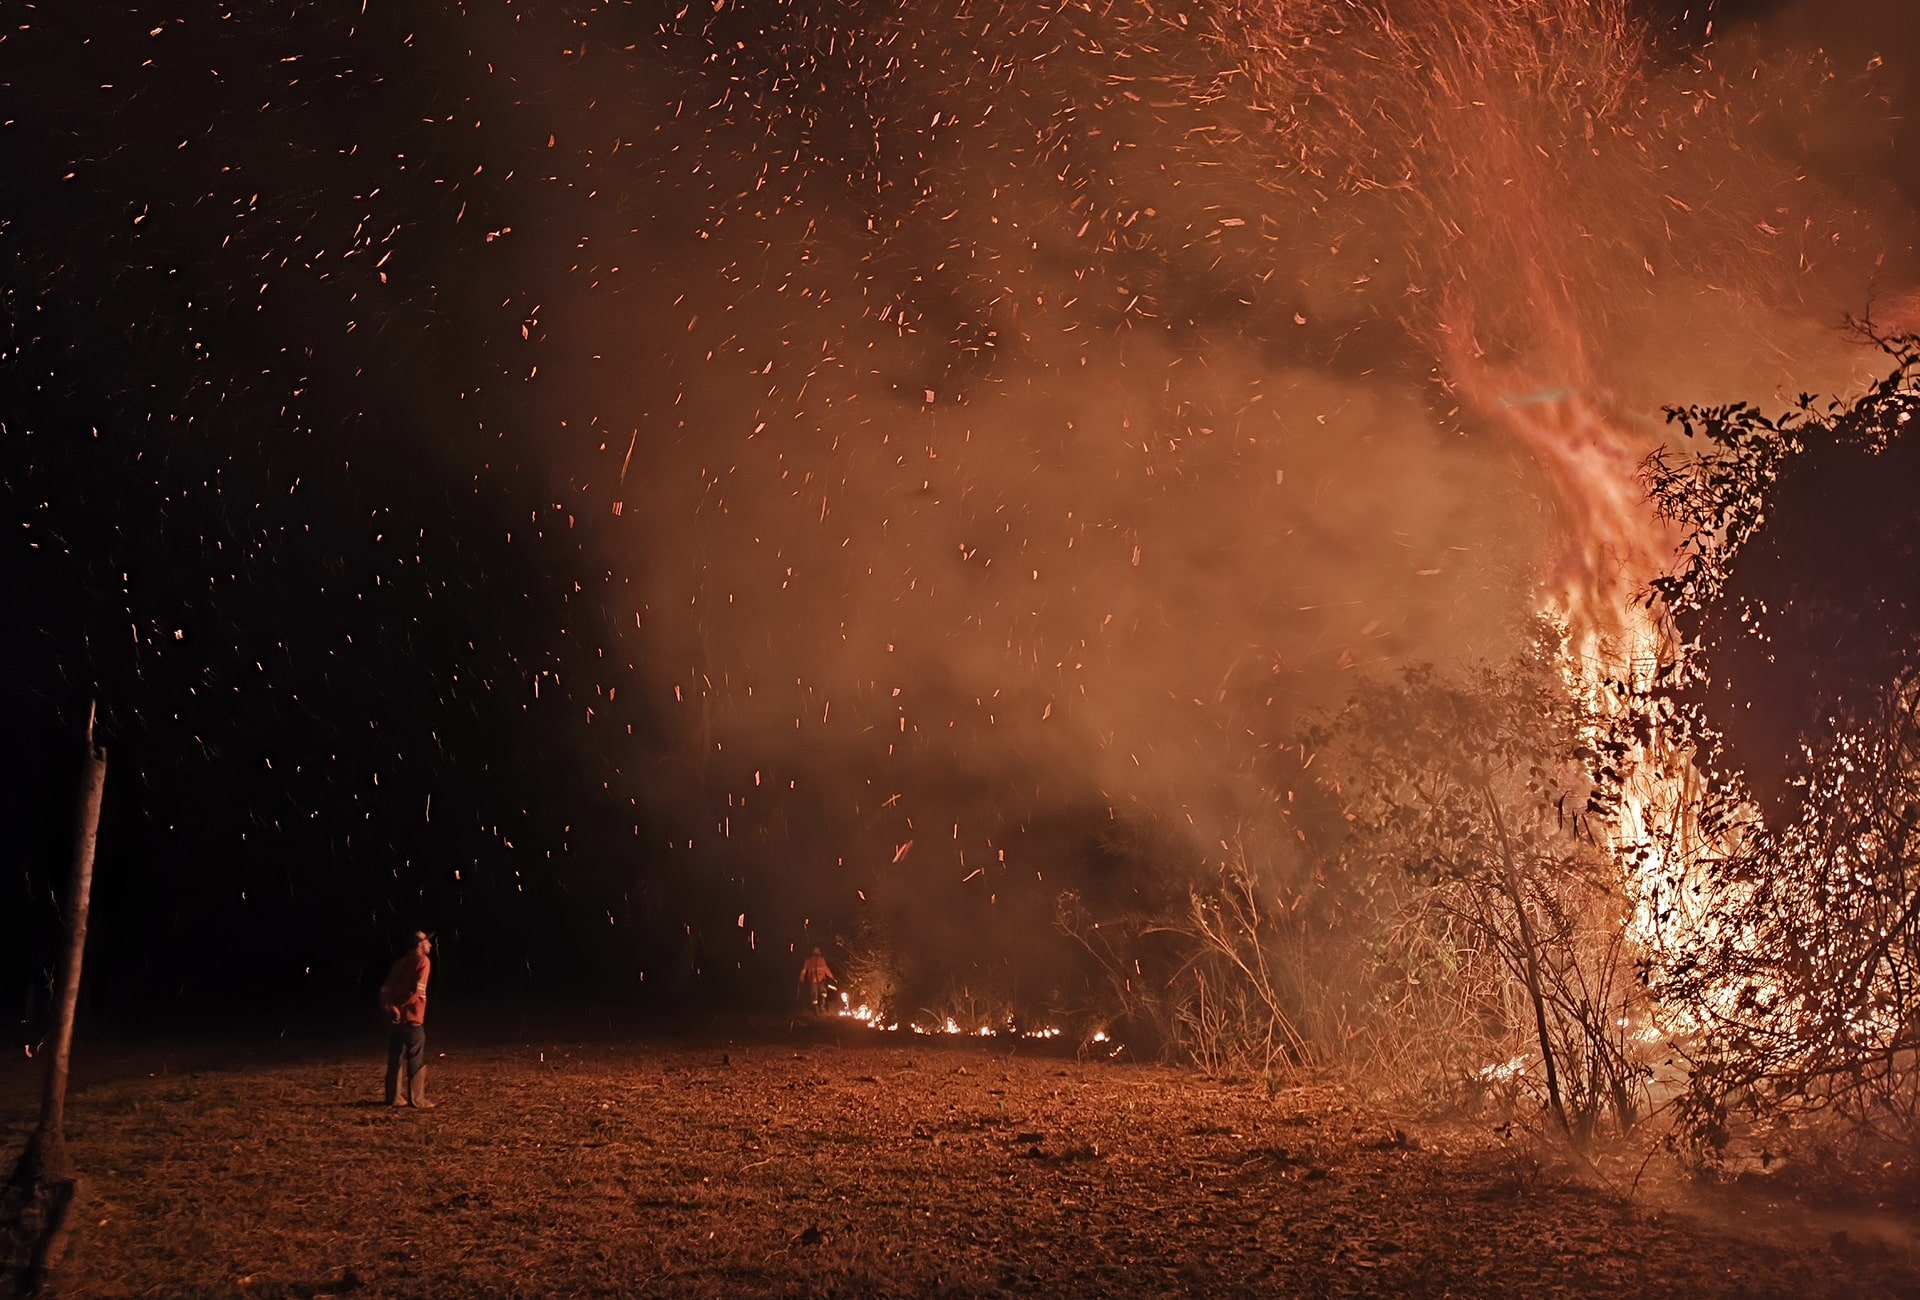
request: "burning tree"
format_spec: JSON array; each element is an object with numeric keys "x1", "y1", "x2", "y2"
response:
[{"x1": 1637, "y1": 333, "x2": 1920, "y2": 1177}]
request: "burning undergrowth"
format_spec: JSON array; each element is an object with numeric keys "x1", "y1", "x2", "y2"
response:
[
  {"x1": 582, "y1": 0, "x2": 1918, "y2": 1111},
  {"x1": 754, "y1": 334, "x2": 1920, "y2": 1197}
]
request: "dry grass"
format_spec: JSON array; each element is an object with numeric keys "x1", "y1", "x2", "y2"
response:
[{"x1": 3, "y1": 1018, "x2": 1917, "y2": 1298}]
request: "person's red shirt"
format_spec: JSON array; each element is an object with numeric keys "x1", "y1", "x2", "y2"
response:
[{"x1": 383, "y1": 951, "x2": 430, "y2": 1024}]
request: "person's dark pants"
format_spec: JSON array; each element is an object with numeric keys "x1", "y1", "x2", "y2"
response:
[{"x1": 385, "y1": 1023, "x2": 426, "y2": 1105}]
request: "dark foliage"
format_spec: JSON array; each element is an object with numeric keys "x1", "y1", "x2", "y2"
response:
[
  {"x1": 1637, "y1": 333, "x2": 1920, "y2": 1176},
  {"x1": 1646, "y1": 333, "x2": 1920, "y2": 821}
]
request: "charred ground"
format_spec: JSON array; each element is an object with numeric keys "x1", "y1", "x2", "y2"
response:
[{"x1": 3, "y1": 1019, "x2": 1915, "y2": 1299}]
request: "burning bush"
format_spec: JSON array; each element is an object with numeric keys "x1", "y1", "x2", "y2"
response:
[
  {"x1": 1294, "y1": 640, "x2": 1650, "y2": 1142},
  {"x1": 1636, "y1": 332, "x2": 1920, "y2": 1184},
  {"x1": 1050, "y1": 630, "x2": 1653, "y2": 1145}
]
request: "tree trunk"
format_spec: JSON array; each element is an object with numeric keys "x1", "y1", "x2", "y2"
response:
[
  {"x1": 1481, "y1": 784, "x2": 1571, "y2": 1138},
  {"x1": 21, "y1": 710, "x2": 108, "y2": 1186},
  {"x1": 1500, "y1": 861, "x2": 1571, "y2": 1137}
]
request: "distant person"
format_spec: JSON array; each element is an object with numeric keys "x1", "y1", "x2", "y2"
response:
[
  {"x1": 797, "y1": 946, "x2": 835, "y2": 1013},
  {"x1": 380, "y1": 930, "x2": 435, "y2": 1109}
]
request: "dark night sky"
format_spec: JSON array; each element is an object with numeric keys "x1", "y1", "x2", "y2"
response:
[{"x1": 3, "y1": 1, "x2": 1917, "y2": 1032}]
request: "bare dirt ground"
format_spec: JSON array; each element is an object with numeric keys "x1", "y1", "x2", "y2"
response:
[{"x1": 3, "y1": 1016, "x2": 1917, "y2": 1299}]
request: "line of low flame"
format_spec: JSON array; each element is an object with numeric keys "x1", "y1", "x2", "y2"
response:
[{"x1": 835, "y1": 996, "x2": 1077, "y2": 1041}]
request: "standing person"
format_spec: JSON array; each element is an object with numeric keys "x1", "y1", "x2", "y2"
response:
[
  {"x1": 381, "y1": 930, "x2": 435, "y2": 1109},
  {"x1": 797, "y1": 946, "x2": 835, "y2": 1014}
]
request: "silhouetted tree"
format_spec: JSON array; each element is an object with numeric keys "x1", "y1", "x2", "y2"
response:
[{"x1": 1638, "y1": 332, "x2": 1920, "y2": 1175}]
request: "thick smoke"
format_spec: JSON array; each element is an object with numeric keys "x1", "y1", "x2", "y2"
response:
[
  {"x1": 502, "y1": 1, "x2": 1914, "y2": 1002},
  {"x1": 543, "y1": 3, "x2": 1535, "y2": 991},
  {"x1": 452, "y1": 0, "x2": 1919, "y2": 1003}
]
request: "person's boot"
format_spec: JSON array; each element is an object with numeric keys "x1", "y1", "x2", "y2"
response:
[{"x1": 407, "y1": 1064, "x2": 436, "y2": 1110}]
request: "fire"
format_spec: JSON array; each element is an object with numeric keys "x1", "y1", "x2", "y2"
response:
[
  {"x1": 640, "y1": 0, "x2": 1906, "y2": 1094},
  {"x1": 834, "y1": 994, "x2": 1067, "y2": 1040},
  {"x1": 1241, "y1": 0, "x2": 1893, "y2": 1089},
  {"x1": 1472, "y1": 384, "x2": 1694, "y2": 902}
]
